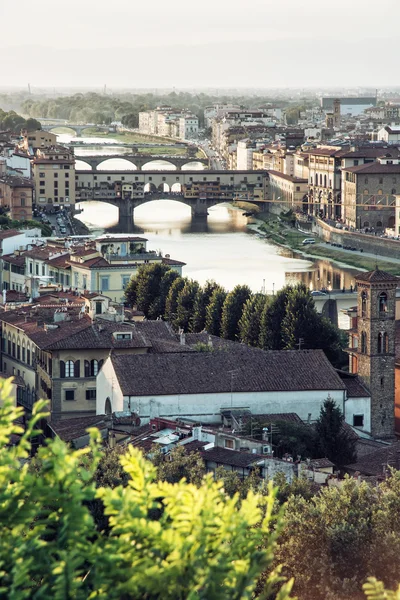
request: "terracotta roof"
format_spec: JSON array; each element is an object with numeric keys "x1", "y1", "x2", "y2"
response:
[
  {"x1": 343, "y1": 163, "x2": 400, "y2": 174},
  {"x1": 0, "y1": 229, "x2": 22, "y2": 240},
  {"x1": 355, "y1": 270, "x2": 399, "y2": 283},
  {"x1": 201, "y1": 446, "x2": 266, "y2": 468},
  {"x1": 162, "y1": 257, "x2": 186, "y2": 266},
  {"x1": 49, "y1": 415, "x2": 108, "y2": 443},
  {"x1": 345, "y1": 441, "x2": 400, "y2": 476},
  {"x1": 47, "y1": 254, "x2": 71, "y2": 268},
  {"x1": 2, "y1": 253, "x2": 25, "y2": 267},
  {"x1": 339, "y1": 373, "x2": 370, "y2": 398},
  {"x1": 268, "y1": 170, "x2": 308, "y2": 183},
  {"x1": 111, "y1": 348, "x2": 346, "y2": 397},
  {"x1": 308, "y1": 458, "x2": 334, "y2": 469},
  {"x1": 182, "y1": 440, "x2": 208, "y2": 453}
]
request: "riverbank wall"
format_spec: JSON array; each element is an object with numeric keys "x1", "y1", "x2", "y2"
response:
[{"x1": 313, "y1": 219, "x2": 400, "y2": 259}]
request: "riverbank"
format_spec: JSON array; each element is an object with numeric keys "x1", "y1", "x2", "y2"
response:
[{"x1": 252, "y1": 213, "x2": 400, "y2": 276}]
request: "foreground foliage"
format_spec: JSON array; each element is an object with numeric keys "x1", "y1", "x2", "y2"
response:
[{"x1": 0, "y1": 382, "x2": 294, "y2": 599}]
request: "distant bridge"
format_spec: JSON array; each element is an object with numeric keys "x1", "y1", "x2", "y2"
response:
[
  {"x1": 41, "y1": 123, "x2": 114, "y2": 137},
  {"x1": 76, "y1": 154, "x2": 209, "y2": 171}
]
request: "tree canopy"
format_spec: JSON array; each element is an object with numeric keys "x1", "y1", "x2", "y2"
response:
[{"x1": 0, "y1": 380, "x2": 294, "y2": 600}]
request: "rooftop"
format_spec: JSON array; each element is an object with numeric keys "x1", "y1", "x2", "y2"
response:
[
  {"x1": 111, "y1": 348, "x2": 346, "y2": 397},
  {"x1": 355, "y1": 269, "x2": 399, "y2": 283}
]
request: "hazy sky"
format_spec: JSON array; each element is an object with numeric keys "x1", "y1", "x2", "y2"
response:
[{"x1": 1, "y1": 0, "x2": 399, "y2": 88}]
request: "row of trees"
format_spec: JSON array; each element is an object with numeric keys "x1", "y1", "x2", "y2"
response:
[
  {"x1": 0, "y1": 109, "x2": 41, "y2": 133},
  {"x1": 0, "y1": 383, "x2": 394, "y2": 600},
  {"x1": 125, "y1": 263, "x2": 346, "y2": 367},
  {"x1": 19, "y1": 90, "x2": 292, "y2": 128}
]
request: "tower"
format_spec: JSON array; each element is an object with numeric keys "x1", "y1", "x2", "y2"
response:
[
  {"x1": 356, "y1": 270, "x2": 398, "y2": 438},
  {"x1": 333, "y1": 98, "x2": 341, "y2": 128}
]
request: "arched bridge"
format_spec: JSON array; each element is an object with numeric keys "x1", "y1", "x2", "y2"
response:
[
  {"x1": 76, "y1": 154, "x2": 209, "y2": 171},
  {"x1": 75, "y1": 169, "x2": 268, "y2": 231},
  {"x1": 41, "y1": 123, "x2": 114, "y2": 137}
]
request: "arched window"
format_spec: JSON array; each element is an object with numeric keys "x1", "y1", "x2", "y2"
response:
[
  {"x1": 363, "y1": 221, "x2": 370, "y2": 227},
  {"x1": 324, "y1": 174, "x2": 327, "y2": 187},
  {"x1": 384, "y1": 332, "x2": 389, "y2": 353},
  {"x1": 310, "y1": 176, "x2": 313, "y2": 185},
  {"x1": 17, "y1": 340, "x2": 21, "y2": 361},
  {"x1": 361, "y1": 291, "x2": 367, "y2": 317},
  {"x1": 91, "y1": 359, "x2": 99, "y2": 376},
  {"x1": 7, "y1": 333, "x2": 11, "y2": 356},
  {"x1": 84, "y1": 360, "x2": 90, "y2": 377},
  {"x1": 376, "y1": 221, "x2": 383, "y2": 228},
  {"x1": 22, "y1": 342, "x2": 26, "y2": 363},
  {"x1": 65, "y1": 360, "x2": 74, "y2": 377},
  {"x1": 361, "y1": 332, "x2": 367, "y2": 354},
  {"x1": 379, "y1": 292, "x2": 388, "y2": 314},
  {"x1": 98, "y1": 359, "x2": 104, "y2": 371},
  {"x1": 378, "y1": 333, "x2": 383, "y2": 353},
  {"x1": 105, "y1": 397, "x2": 112, "y2": 415}
]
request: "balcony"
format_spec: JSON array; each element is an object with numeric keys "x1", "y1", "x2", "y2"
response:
[{"x1": 104, "y1": 251, "x2": 159, "y2": 262}]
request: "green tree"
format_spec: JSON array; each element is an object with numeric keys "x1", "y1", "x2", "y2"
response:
[
  {"x1": 205, "y1": 286, "x2": 227, "y2": 336},
  {"x1": 191, "y1": 280, "x2": 219, "y2": 333},
  {"x1": 151, "y1": 445, "x2": 205, "y2": 486},
  {"x1": 137, "y1": 263, "x2": 171, "y2": 318},
  {"x1": 0, "y1": 381, "x2": 294, "y2": 600},
  {"x1": 315, "y1": 398, "x2": 356, "y2": 466},
  {"x1": 281, "y1": 286, "x2": 319, "y2": 350},
  {"x1": 155, "y1": 268, "x2": 180, "y2": 318},
  {"x1": 239, "y1": 293, "x2": 268, "y2": 346},
  {"x1": 221, "y1": 284, "x2": 251, "y2": 341},
  {"x1": 124, "y1": 276, "x2": 138, "y2": 307},
  {"x1": 259, "y1": 285, "x2": 292, "y2": 350},
  {"x1": 164, "y1": 276, "x2": 186, "y2": 324},
  {"x1": 175, "y1": 279, "x2": 200, "y2": 332},
  {"x1": 364, "y1": 579, "x2": 400, "y2": 600},
  {"x1": 25, "y1": 117, "x2": 41, "y2": 131}
]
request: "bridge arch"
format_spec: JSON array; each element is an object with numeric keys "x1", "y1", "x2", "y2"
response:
[
  {"x1": 48, "y1": 126, "x2": 78, "y2": 136},
  {"x1": 75, "y1": 159, "x2": 93, "y2": 170},
  {"x1": 97, "y1": 158, "x2": 137, "y2": 171},
  {"x1": 141, "y1": 160, "x2": 177, "y2": 171},
  {"x1": 171, "y1": 182, "x2": 182, "y2": 193},
  {"x1": 181, "y1": 161, "x2": 206, "y2": 170},
  {"x1": 134, "y1": 197, "x2": 193, "y2": 214}
]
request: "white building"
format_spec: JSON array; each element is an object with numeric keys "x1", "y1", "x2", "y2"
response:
[
  {"x1": 179, "y1": 115, "x2": 199, "y2": 140},
  {"x1": 96, "y1": 345, "x2": 371, "y2": 432},
  {"x1": 377, "y1": 125, "x2": 400, "y2": 144},
  {"x1": 236, "y1": 140, "x2": 255, "y2": 170}
]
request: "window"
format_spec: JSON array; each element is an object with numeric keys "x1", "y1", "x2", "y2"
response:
[
  {"x1": 353, "y1": 415, "x2": 364, "y2": 427},
  {"x1": 40, "y1": 188, "x2": 45, "y2": 194},
  {"x1": 22, "y1": 346, "x2": 25, "y2": 362},
  {"x1": 116, "y1": 333, "x2": 131, "y2": 340},
  {"x1": 82, "y1": 275, "x2": 87, "y2": 290},
  {"x1": 86, "y1": 389, "x2": 96, "y2": 400},
  {"x1": 42, "y1": 265, "x2": 45, "y2": 276},
  {"x1": 122, "y1": 275, "x2": 131, "y2": 288},
  {"x1": 392, "y1": 189, "x2": 396, "y2": 194},
  {"x1": 65, "y1": 389, "x2": 75, "y2": 401},
  {"x1": 95, "y1": 301, "x2": 102, "y2": 315},
  {"x1": 361, "y1": 331, "x2": 367, "y2": 354},
  {"x1": 35, "y1": 264, "x2": 39, "y2": 276},
  {"x1": 21, "y1": 197, "x2": 25, "y2": 207},
  {"x1": 101, "y1": 277, "x2": 109, "y2": 291},
  {"x1": 224, "y1": 439, "x2": 234, "y2": 449},
  {"x1": 354, "y1": 160, "x2": 359, "y2": 166},
  {"x1": 27, "y1": 349, "x2": 30, "y2": 365},
  {"x1": 379, "y1": 292, "x2": 388, "y2": 314},
  {"x1": 40, "y1": 173, "x2": 45, "y2": 178},
  {"x1": 60, "y1": 360, "x2": 80, "y2": 378},
  {"x1": 379, "y1": 178, "x2": 383, "y2": 184},
  {"x1": 361, "y1": 291, "x2": 367, "y2": 317}
]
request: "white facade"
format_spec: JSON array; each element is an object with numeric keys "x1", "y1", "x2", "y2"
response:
[
  {"x1": 236, "y1": 140, "x2": 255, "y2": 170},
  {"x1": 97, "y1": 355, "x2": 348, "y2": 424},
  {"x1": 4, "y1": 151, "x2": 31, "y2": 178},
  {"x1": 345, "y1": 395, "x2": 371, "y2": 433},
  {"x1": 179, "y1": 116, "x2": 199, "y2": 140},
  {"x1": 378, "y1": 126, "x2": 400, "y2": 144}
]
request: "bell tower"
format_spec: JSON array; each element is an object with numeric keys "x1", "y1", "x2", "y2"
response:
[{"x1": 356, "y1": 270, "x2": 398, "y2": 439}]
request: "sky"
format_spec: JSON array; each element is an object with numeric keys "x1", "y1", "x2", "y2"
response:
[{"x1": 1, "y1": 0, "x2": 399, "y2": 89}]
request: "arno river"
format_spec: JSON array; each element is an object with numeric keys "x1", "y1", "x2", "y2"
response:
[{"x1": 58, "y1": 134, "x2": 361, "y2": 296}]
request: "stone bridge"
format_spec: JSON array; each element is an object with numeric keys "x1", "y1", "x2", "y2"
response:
[
  {"x1": 76, "y1": 154, "x2": 209, "y2": 171},
  {"x1": 75, "y1": 169, "x2": 268, "y2": 231},
  {"x1": 41, "y1": 123, "x2": 114, "y2": 137}
]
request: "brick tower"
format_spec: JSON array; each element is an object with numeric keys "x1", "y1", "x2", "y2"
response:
[
  {"x1": 356, "y1": 270, "x2": 398, "y2": 439},
  {"x1": 333, "y1": 98, "x2": 341, "y2": 128}
]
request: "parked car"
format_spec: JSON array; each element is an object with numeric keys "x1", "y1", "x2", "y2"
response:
[
  {"x1": 302, "y1": 238, "x2": 316, "y2": 245},
  {"x1": 311, "y1": 291, "x2": 327, "y2": 296}
]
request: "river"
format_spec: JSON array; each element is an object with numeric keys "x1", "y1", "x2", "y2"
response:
[{"x1": 57, "y1": 133, "x2": 361, "y2": 299}]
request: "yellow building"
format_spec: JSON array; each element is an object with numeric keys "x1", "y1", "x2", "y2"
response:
[
  {"x1": 32, "y1": 145, "x2": 75, "y2": 210},
  {"x1": 20, "y1": 129, "x2": 57, "y2": 153}
]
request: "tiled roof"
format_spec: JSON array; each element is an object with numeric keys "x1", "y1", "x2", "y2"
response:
[
  {"x1": 345, "y1": 441, "x2": 400, "y2": 476},
  {"x1": 47, "y1": 254, "x2": 71, "y2": 268},
  {"x1": 343, "y1": 163, "x2": 400, "y2": 174},
  {"x1": 162, "y1": 257, "x2": 186, "y2": 266},
  {"x1": 355, "y1": 270, "x2": 399, "y2": 283},
  {"x1": 49, "y1": 415, "x2": 108, "y2": 443},
  {"x1": 0, "y1": 229, "x2": 22, "y2": 240},
  {"x1": 339, "y1": 373, "x2": 370, "y2": 398},
  {"x1": 268, "y1": 170, "x2": 308, "y2": 183},
  {"x1": 308, "y1": 458, "x2": 334, "y2": 469},
  {"x1": 2, "y1": 253, "x2": 25, "y2": 266},
  {"x1": 201, "y1": 446, "x2": 266, "y2": 468},
  {"x1": 111, "y1": 348, "x2": 346, "y2": 397}
]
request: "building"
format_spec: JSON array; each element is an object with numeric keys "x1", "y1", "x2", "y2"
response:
[
  {"x1": 138, "y1": 107, "x2": 198, "y2": 141},
  {"x1": 236, "y1": 140, "x2": 256, "y2": 170},
  {"x1": 267, "y1": 171, "x2": 308, "y2": 213},
  {"x1": 20, "y1": 130, "x2": 57, "y2": 154},
  {"x1": 32, "y1": 145, "x2": 75, "y2": 210},
  {"x1": 96, "y1": 345, "x2": 353, "y2": 425},
  {"x1": 320, "y1": 97, "x2": 377, "y2": 117},
  {"x1": 178, "y1": 114, "x2": 199, "y2": 140},
  {"x1": 341, "y1": 158, "x2": 399, "y2": 230},
  {"x1": 345, "y1": 270, "x2": 398, "y2": 439},
  {"x1": 377, "y1": 125, "x2": 400, "y2": 144},
  {"x1": 0, "y1": 173, "x2": 33, "y2": 220}
]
